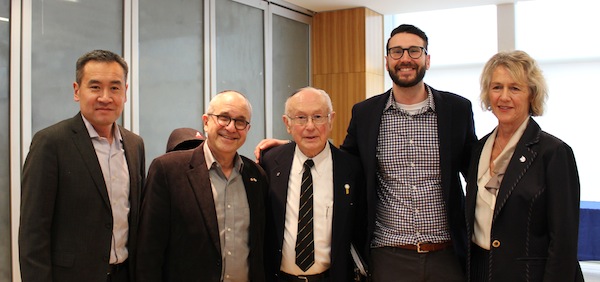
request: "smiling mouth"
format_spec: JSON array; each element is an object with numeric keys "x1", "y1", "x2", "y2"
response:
[{"x1": 220, "y1": 134, "x2": 238, "y2": 140}]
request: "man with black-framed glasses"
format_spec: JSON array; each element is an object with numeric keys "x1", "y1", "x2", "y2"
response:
[
  {"x1": 342, "y1": 24, "x2": 477, "y2": 281},
  {"x1": 137, "y1": 90, "x2": 269, "y2": 282}
]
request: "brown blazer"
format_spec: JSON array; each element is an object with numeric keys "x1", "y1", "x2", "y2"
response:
[
  {"x1": 136, "y1": 145, "x2": 268, "y2": 282},
  {"x1": 19, "y1": 113, "x2": 145, "y2": 282}
]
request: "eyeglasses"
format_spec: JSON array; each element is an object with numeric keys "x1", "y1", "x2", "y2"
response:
[
  {"x1": 207, "y1": 114, "x2": 250, "y2": 130},
  {"x1": 387, "y1": 46, "x2": 427, "y2": 60},
  {"x1": 286, "y1": 114, "x2": 330, "y2": 125}
]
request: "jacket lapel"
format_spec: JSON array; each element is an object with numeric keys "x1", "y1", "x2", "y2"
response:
[
  {"x1": 187, "y1": 147, "x2": 221, "y2": 252},
  {"x1": 270, "y1": 144, "x2": 295, "y2": 246},
  {"x1": 70, "y1": 113, "x2": 112, "y2": 210},
  {"x1": 493, "y1": 118, "x2": 540, "y2": 219},
  {"x1": 433, "y1": 89, "x2": 452, "y2": 202}
]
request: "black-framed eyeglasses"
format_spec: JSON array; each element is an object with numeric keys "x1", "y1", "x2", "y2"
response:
[
  {"x1": 286, "y1": 114, "x2": 330, "y2": 125},
  {"x1": 207, "y1": 114, "x2": 250, "y2": 130},
  {"x1": 387, "y1": 46, "x2": 427, "y2": 60}
]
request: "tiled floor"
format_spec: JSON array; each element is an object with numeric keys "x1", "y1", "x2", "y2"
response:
[{"x1": 582, "y1": 261, "x2": 600, "y2": 281}]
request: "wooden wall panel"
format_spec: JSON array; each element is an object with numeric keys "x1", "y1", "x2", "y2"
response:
[{"x1": 311, "y1": 7, "x2": 383, "y2": 145}]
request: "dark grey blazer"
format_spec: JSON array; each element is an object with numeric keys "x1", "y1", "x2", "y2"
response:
[
  {"x1": 136, "y1": 145, "x2": 268, "y2": 282},
  {"x1": 19, "y1": 112, "x2": 145, "y2": 282},
  {"x1": 340, "y1": 86, "x2": 478, "y2": 265},
  {"x1": 260, "y1": 142, "x2": 366, "y2": 282},
  {"x1": 465, "y1": 118, "x2": 583, "y2": 281}
]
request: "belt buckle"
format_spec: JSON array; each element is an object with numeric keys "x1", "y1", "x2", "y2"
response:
[
  {"x1": 297, "y1": 276, "x2": 309, "y2": 281},
  {"x1": 417, "y1": 242, "x2": 429, "y2": 253}
]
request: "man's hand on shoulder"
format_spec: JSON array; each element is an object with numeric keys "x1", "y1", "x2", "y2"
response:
[{"x1": 254, "y1": 139, "x2": 290, "y2": 163}]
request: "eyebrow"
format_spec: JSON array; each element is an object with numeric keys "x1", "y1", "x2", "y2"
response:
[{"x1": 87, "y1": 79, "x2": 124, "y2": 85}]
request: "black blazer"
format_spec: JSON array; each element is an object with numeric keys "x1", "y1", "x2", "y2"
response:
[
  {"x1": 136, "y1": 145, "x2": 268, "y2": 282},
  {"x1": 340, "y1": 86, "x2": 477, "y2": 263},
  {"x1": 19, "y1": 113, "x2": 145, "y2": 282},
  {"x1": 465, "y1": 118, "x2": 583, "y2": 281},
  {"x1": 260, "y1": 142, "x2": 366, "y2": 282}
]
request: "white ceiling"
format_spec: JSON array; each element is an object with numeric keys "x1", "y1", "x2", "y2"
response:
[{"x1": 284, "y1": 0, "x2": 516, "y2": 15}]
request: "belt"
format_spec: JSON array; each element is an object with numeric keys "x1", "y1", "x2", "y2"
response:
[
  {"x1": 397, "y1": 241, "x2": 453, "y2": 253},
  {"x1": 107, "y1": 259, "x2": 128, "y2": 275},
  {"x1": 278, "y1": 270, "x2": 329, "y2": 282}
]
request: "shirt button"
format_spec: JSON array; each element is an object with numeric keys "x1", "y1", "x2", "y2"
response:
[
  {"x1": 410, "y1": 163, "x2": 415, "y2": 168},
  {"x1": 227, "y1": 227, "x2": 231, "y2": 232},
  {"x1": 227, "y1": 251, "x2": 232, "y2": 255},
  {"x1": 409, "y1": 139, "x2": 414, "y2": 144},
  {"x1": 227, "y1": 204, "x2": 231, "y2": 209}
]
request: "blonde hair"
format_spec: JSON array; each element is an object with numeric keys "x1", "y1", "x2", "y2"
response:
[{"x1": 480, "y1": 50, "x2": 547, "y2": 116}]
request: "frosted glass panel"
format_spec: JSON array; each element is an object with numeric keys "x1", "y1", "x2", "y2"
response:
[
  {"x1": 0, "y1": 0, "x2": 9, "y2": 279},
  {"x1": 31, "y1": 0, "x2": 122, "y2": 134},
  {"x1": 272, "y1": 14, "x2": 310, "y2": 140},
  {"x1": 216, "y1": 0, "x2": 265, "y2": 157},
  {"x1": 139, "y1": 0, "x2": 204, "y2": 166}
]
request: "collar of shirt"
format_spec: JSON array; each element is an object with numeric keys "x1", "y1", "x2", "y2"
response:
[
  {"x1": 292, "y1": 142, "x2": 331, "y2": 177},
  {"x1": 202, "y1": 141, "x2": 244, "y2": 173},
  {"x1": 383, "y1": 84, "x2": 436, "y2": 114},
  {"x1": 81, "y1": 115, "x2": 122, "y2": 144}
]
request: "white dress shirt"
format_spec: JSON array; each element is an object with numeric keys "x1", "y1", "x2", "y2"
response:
[{"x1": 281, "y1": 143, "x2": 334, "y2": 275}]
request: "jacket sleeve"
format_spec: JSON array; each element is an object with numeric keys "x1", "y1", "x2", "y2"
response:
[
  {"x1": 136, "y1": 158, "x2": 171, "y2": 282},
  {"x1": 19, "y1": 132, "x2": 58, "y2": 282},
  {"x1": 543, "y1": 141, "x2": 581, "y2": 281}
]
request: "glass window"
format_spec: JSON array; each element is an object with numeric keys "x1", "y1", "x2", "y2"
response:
[
  {"x1": 139, "y1": 0, "x2": 204, "y2": 165},
  {"x1": 386, "y1": 5, "x2": 497, "y2": 67},
  {"x1": 216, "y1": 0, "x2": 265, "y2": 157},
  {"x1": 385, "y1": 5, "x2": 498, "y2": 138},
  {"x1": 0, "y1": 0, "x2": 10, "y2": 279},
  {"x1": 516, "y1": 0, "x2": 600, "y2": 201},
  {"x1": 271, "y1": 14, "x2": 310, "y2": 139},
  {"x1": 516, "y1": 0, "x2": 600, "y2": 60},
  {"x1": 31, "y1": 0, "x2": 122, "y2": 134}
]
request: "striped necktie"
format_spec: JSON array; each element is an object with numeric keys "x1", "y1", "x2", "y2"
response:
[{"x1": 296, "y1": 159, "x2": 315, "y2": 271}]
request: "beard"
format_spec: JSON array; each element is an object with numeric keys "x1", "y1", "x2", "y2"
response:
[{"x1": 388, "y1": 63, "x2": 426, "y2": 88}]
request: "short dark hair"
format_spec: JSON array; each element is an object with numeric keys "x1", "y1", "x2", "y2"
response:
[
  {"x1": 75, "y1": 50, "x2": 128, "y2": 84},
  {"x1": 386, "y1": 24, "x2": 429, "y2": 52}
]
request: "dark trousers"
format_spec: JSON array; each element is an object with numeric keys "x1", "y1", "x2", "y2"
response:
[
  {"x1": 469, "y1": 243, "x2": 490, "y2": 282},
  {"x1": 370, "y1": 246, "x2": 464, "y2": 282},
  {"x1": 107, "y1": 260, "x2": 130, "y2": 282}
]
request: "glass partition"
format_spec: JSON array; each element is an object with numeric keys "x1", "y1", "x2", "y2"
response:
[
  {"x1": 31, "y1": 0, "x2": 122, "y2": 134},
  {"x1": 139, "y1": 0, "x2": 204, "y2": 165},
  {"x1": 216, "y1": 0, "x2": 265, "y2": 157}
]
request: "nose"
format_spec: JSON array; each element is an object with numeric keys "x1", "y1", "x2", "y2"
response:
[
  {"x1": 98, "y1": 89, "x2": 111, "y2": 103},
  {"x1": 499, "y1": 88, "x2": 510, "y2": 100},
  {"x1": 304, "y1": 117, "x2": 316, "y2": 129},
  {"x1": 224, "y1": 120, "x2": 238, "y2": 132}
]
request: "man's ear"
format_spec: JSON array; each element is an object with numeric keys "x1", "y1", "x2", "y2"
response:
[{"x1": 73, "y1": 82, "x2": 80, "y2": 102}]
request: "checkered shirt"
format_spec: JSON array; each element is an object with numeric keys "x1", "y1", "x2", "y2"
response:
[{"x1": 371, "y1": 86, "x2": 452, "y2": 248}]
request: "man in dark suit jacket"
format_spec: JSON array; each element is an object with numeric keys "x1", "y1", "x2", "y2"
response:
[
  {"x1": 19, "y1": 50, "x2": 145, "y2": 282},
  {"x1": 340, "y1": 24, "x2": 477, "y2": 281},
  {"x1": 261, "y1": 87, "x2": 365, "y2": 282},
  {"x1": 136, "y1": 91, "x2": 268, "y2": 282}
]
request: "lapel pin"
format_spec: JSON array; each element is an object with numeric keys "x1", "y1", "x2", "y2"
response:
[
  {"x1": 344, "y1": 184, "x2": 350, "y2": 195},
  {"x1": 276, "y1": 172, "x2": 281, "y2": 177},
  {"x1": 250, "y1": 177, "x2": 257, "y2": 182},
  {"x1": 519, "y1": 156, "x2": 526, "y2": 163}
]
